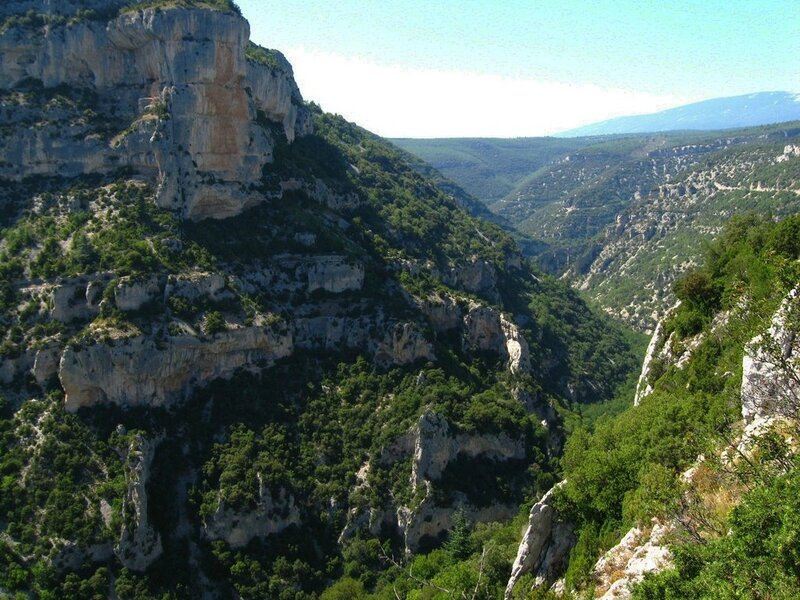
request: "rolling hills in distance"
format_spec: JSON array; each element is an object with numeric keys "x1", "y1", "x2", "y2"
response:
[{"x1": 393, "y1": 113, "x2": 800, "y2": 330}]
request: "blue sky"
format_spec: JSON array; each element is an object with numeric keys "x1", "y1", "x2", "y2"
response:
[{"x1": 237, "y1": 0, "x2": 800, "y2": 137}]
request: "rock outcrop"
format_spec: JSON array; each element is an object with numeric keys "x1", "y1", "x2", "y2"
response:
[
  {"x1": 166, "y1": 272, "x2": 229, "y2": 302},
  {"x1": 740, "y1": 288, "x2": 799, "y2": 424},
  {"x1": 375, "y1": 322, "x2": 435, "y2": 368},
  {"x1": 306, "y1": 256, "x2": 364, "y2": 294},
  {"x1": 634, "y1": 318, "x2": 667, "y2": 405},
  {"x1": 409, "y1": 412, "x2": 525, "y2": 485},
  {"x1": 50, "y1": 278, "x2": 103, "y2": 323},
  {"x1": 0, "y1": 4, "x2": 311, "y2": 220},
  {"x1": 505, "y1": 482, "x2": 574, "y2": 599},
  {"x1": 444, "y1": 259, "x2": 497, "y2": 298},
  {"x1": 60, "y1": 325, "x2": 293, "y2": 411},
  {"x1": 396, "y1": 411, "x2": 525, "y2": 552},
  {"x1": 591, "y1": 521, "x2": 673, "y2": 600},
  {"x1": 342, "y1": 411, "x2": 527, "y2": 553},
  {"x1": 204, "y1": 485, "x2": 301, "y2": 549},
  {"x1": 463, "y1": 303, "x2": 531, "y2": 373},
  {"x1": 115, "y1": 434, "x2": 163, "y2": 571},
  {"x1": 115, "y1": 275, "x2": 163, "y2": 312}
]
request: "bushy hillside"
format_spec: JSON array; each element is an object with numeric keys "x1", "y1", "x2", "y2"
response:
[
  {"x1": 399, "y1": 124, "x2": 800, "y2": 331},
  {"x1": 0, "y1": 5, "x2": 642, "y2": 598},
  {"x1": 390, "y1": 138, "x2": 587, "y2": 204},
  {"x1": 540, "y1": 214, "x2": 800, "y2": 599}
]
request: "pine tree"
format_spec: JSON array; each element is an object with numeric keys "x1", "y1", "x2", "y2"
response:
[{"x1": 444, "y1": 508, "x2": 472, "y2": 560}]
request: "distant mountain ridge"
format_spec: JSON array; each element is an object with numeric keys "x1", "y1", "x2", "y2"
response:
[
  {"x1": 558, "y1": 91, "x2": 800, "y2": 137},
  {"x1": 396, "y1": 121, "x2": 800, "y2": 331}
]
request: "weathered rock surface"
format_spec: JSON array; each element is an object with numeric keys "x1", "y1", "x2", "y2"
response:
[
  {"x1": 505, "y1": 482, "x2": 574, "y2": 599},
  {"x1": 634, "y1": 318, "x2": 667, "y2": 405},
  {"x1": 60, "y1": 325, "x2": 293, "y2": 411},
  {"x1": 410, "y1": 412, "x2": 525, "y2": 486},
  {"x1": 592, "y1": 521, "x2": 674, "y2": 600},
  {"x1": 165, "y1": 272, "x2": 229, "y2": 302},
  {"x1": 115, "y1": 434, "x2": 163, "y2": 571},
  {"x1": 417, "y1": 292, "x2": 463, "y2": 332},
  {"x1": 342, "y1": 411, "x2": 528, "y2": 553},
  {"x1": 444, "y1": 259, "x2": 497, "y2": 297},
  {"x1": 0, "y1": 5, "x2": 311, "y2": 220},
  {"x1": 50, "y1": 278, "x2": 102, "y2": 323},
  {"x1": 204, "y1": 485, "x2": 301, "y2": 549},
  {"x1": 115, "y1": 275, "x2": 163, "y2": 312},
  {"x1": 306, "y1": 256, "x2": 364, "y2": 294},
  {"x1": 32, "y1": 341, "x2": 61, "y2": 386},
  {"x1": 741, "y1": 288, "x2": 799, "y2": 424},
  {"x1": 397, "y1": 411, "x2": 525, "y2": 552},
  {"x1": 375, "y1": 322, "x2": 435, "y2": 368},
  {"x1": 463, "y1": 303, "x2": 531, "y2": 373}
]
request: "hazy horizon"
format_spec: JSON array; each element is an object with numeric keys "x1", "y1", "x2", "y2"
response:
[{"x1": 238, "y1": 0, "x2": 800, "y2": 137}]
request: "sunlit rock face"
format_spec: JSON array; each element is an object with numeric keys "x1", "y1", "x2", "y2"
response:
[
  {"x1": 0, "y1": 4, "x2": 311, "y2": 220},
  {"x1": 741, "y1": 288, "x2": 799, "y2": 425}
]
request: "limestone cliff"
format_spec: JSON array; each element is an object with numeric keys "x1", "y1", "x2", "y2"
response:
[
  {"x1": 505, "y1": 482, "x2": 574, "y2": 599},
  {"x1": 115, "y1": 434, "x2": 163, "y2": 571},
  {"x1": 60, "y1": 324, "x2": 294, "y2": 411},
  {"x1": 343, "y1": 411, "x2": 528, "y2": 553},
  {"x1": 740, "y1": 288, "x2": 799, "y2": 425},
  {"x1": 0, "y1": 3, "x2": 310, "y2": 220},
  {"x1": 204, "y1": 485, "x2": 301, "y2": 549}
]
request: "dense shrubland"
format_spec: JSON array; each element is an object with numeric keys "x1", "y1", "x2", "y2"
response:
[
  {"x1": 544, "y1": 214, "x2": 800, "y2": 598},
  {"x1": 0, "y1": 94, "x2": 643, "y2": 598}
]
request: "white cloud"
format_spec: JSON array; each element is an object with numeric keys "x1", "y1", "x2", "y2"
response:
[{"x1": 281, "y1": 47, "x2": 689, "y2": 138}]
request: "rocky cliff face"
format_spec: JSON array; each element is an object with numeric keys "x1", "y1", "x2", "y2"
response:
[
  {"x1": 741, "y1": 288, "x2": 799, "y2": 425},
  {"x1": 590, "y1": 521, "x2": 673, "y2": 600},
  {"x1": 204, "y1": 485, "x2": 301, "y2": 549},
  {"x1": 0, "y1": 3, "x2": 310, "y2": 220},
  {"x1": 115, "y1": 433, "x2": 163, "y2": 571},
  {"x1": 59, "y1": 324, "x2": 294, "y2": 411},
  {"x1": 341, "y1": 411, "x2": 530, "y2": 553},
  {"x1": 0, "y1": 4, "x2": 643, "y2": 597},
  {"x1": 505, "y1": 482, "x2": 574, "y2": 599}
]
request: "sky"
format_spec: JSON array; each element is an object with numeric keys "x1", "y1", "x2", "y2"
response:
[{"x1": 237, "y1": 0, "x2": 800, "y2": 138}]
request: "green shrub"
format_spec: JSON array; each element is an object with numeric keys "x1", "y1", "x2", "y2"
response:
[{"x1": 203, "y1": 310, "x2": 226, "y2": 335}]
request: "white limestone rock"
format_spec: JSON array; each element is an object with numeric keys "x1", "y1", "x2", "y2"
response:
[
  {"x1": 306, "y1": 256, "x2": 364, "y2": 294},
  {"x1": 51, "y1": 279, "x2": 100, "y2": 323},
  {"x1": 292, "y1": 316, "x2": 373, "y2": 352},
  {"x1": 342, "y1": 411, "x2": 527, "y2": 553},
  {"x1": 463, "y1": 303, "x2": 531, "y2": 373},
  {"x1": 115, "y1": 275, "x2": 163, "y2": 312},
  {"x1": 375, "y1": 323, "x2": 435, "y2": 368},
  {"x1": 418, "y1": 292, "x2": 463, "y2": 332},
  {"x1": 115, "y1": 434, "x2": 163, "y2": 571},
  {"x1": 166, "y1": 272, "x2": 228, "y2": 302},
  {"x1": 32, "y1": 341, "x2": 62, "y2": 386},
  {"x1": 592, "y1": 521, "x2": 674, "y2": 600},
  {"x1": 410, "y1": 412, "x2": 525, "y2": 486},
  {"x1": 741, "y1": 288, "x2": 799, "y2": 424},
  {"x1": 60, "y1": 325, "x2": 293, "y2": 411},
  {"x1": 0, "y1": 6, "x2": 312, "y2": 220},
  {"x1": 399, "y1": 411, "x2": 524, "y2": 551},
  {"x1": 634, "y1": 318, "x2": 666, "y2": 405},
  {"x1": 505, "y1": 482, "x2": 574, "y2": 599},
  {"x1": 204, "y1": 484, "x2": 301, "y2": 549},
  {"x1": 445, "y1": 259, "x2": 497, "y2": 296}
]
